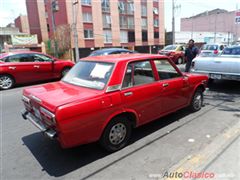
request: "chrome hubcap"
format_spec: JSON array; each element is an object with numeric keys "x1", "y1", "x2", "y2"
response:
[
  {"x1": 193, "y1": 94, "x2": 202, "y2": 110},
  {"x1": 0, "y1": 76, "x2": 13, "y2": 89},
  {"x1": 109, "y1": 123, "x2": 127, "y2": 145}
]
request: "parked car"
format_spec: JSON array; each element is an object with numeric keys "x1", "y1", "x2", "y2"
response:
[
  {"x1": 0, "y1": 51, "x2": 74, "y2": 90},
  {"x1": 191, "y1": 45, "x2": 240, "y2": 82},
  {"x1": 89, "y1": 48, "x2": 135, "y2": 56},
  {"x1": 22, "y1": 54, "x2": 208, "y2": 152},
  {"x1": 199, "y1": 44, "x2": 226, "y2": 57},
  {"x1": 158, "y1": 44, "x2": 185, "y2": 64}
]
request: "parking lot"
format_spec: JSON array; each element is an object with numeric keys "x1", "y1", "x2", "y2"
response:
[{"x1": 1, "y1": 79, "x2": 240, "y2": 180}]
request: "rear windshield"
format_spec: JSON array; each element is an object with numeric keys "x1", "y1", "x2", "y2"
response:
[
  {"x1": 202, "y1": 45, "x2": 218, "y2": 50},
  {"x1": 222, "y1": 47, "x2": 240, "y2": 55}
]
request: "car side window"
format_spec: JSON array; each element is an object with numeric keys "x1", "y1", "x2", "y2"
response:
[
  {"x1": 6, "y1": 54, "x2": 33, "y2": 63},
  {"x1": 154, "y1": 59, "x2": 182, "y2": 80},
  {"x1": 32, "y1": 54, "x2": 53, "y2": 62},
  {"x1": 122, "y1": 61, "x2": 155, "y2": 88}
]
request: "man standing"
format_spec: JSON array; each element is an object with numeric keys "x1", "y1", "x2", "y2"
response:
[{"x1": 185, "y1": 39, "x2": 199, "y2": 72}]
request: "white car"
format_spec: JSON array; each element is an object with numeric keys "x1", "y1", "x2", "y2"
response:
[{"x1": 199, "y1": 44, "x2": 227, "y2": 57}]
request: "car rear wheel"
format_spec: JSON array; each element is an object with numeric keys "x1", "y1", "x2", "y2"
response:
[
  {"x1": 0, "y1": 75, "x2": 14, "y2": 90},
  {"x1": 190, "y1": 89, "x2": 203, "y2": 112},
  {"x1": 100, "y1": 116, "x2": 132, "y2": 152},
  {"x1": 177, "y1": 57, "x2": 183, "y2": 64},
  {"x1": 61, "y1": 67, "x2": 71, "y2": 77}
]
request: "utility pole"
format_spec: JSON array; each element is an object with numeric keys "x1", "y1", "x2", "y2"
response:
[
  {"x1": 51, "y1": 0, "x2": 59, "y2": 58},
  {"x1": 72, "y1": 0, "x2": 80, "y2": 62},
  {"x1": 172, "y1": 0, "x2": 181, "y2": 44}
]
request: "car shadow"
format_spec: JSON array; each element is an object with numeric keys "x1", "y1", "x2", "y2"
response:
[
  {"x1": 21, "y1": 80, "x2": 240, "y2": 178},
  {"x1": 22, "y1": 108, "x2": 191, "y2": 177}
]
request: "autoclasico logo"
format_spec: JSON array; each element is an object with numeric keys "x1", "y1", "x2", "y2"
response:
[{"x1": 149, "y1": 171, "x2": 215, "y2": 179}]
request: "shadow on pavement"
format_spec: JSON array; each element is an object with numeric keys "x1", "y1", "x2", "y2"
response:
[
  {"x1": 21, "y1": 79, "x2": 240, "y2": 177},
  {"x1": 22, "y1": 108, "x2": 191, "y2": 177}
]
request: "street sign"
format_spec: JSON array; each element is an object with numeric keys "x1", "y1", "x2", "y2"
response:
[{"x1": 235, "y1": 10, "x2": 240, "y2": 24}]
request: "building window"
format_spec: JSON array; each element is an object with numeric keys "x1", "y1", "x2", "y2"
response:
[
  {"x1": 154, "y1": 31, "x2": 159, "y2": 39},
  {"x1": 141, "y1": 4, "x2": 147, "y2": 16},
  {"x1": 84, "y1": 29, "x2": 93, "y2": 39},
  {"x1": 142, "y1": 18, "x2": 147, "y2": 29},
  {"x1": 154, "y1": 18, "x2": 159, "y2": 27},
  {"x1": 102, "y1": 0, "x2": 110, "y2": 12},
  {"x1": 153, "y1": 7, "x2": 158, "y2": 14},
  {"x1": 118, "y1": 1, "x2": 126, "y2": 14},
  {"x1": 47, "y1": 24, "x2": 50, "y2": 32},
  {"x1": 127, "y1": 16, "x2": 134, "y2": 29},
  {"x1": 81, "y1": 0, "x2": 91, "y2": 6},
  {"x1": 128, "y1": 31, "x2": 135, "y2": 42},
  {"x1": 142, "y1": 31, "x2": 148, "y2": 42},
  {"x1": 104, "y1": 30, "x2": 112, "y2": 43},
  {"x1": 102, "y1": 14, "x2": 111, "y2": 28},
  {"x1": 83, "y1": 12, "x2": 92, "y2": 22},
  {"x1": 119, "y1": 16, "x2": 127, "y2": 29},
  {"x1": 120, "y1": 31, "x2": 128, "y2": 43},
  {"x1": 127, "y1": 2, "x2": 134, "y2": 14}
]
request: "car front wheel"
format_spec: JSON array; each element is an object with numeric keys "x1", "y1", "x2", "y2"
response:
[
  {"x1": 0, "y1": 75, "x2": 14, "y2": 90},
  {"x1": 190, "y1": 89, "x2": 203, "y2": 112},
  {"x1": 100, "y1": 116, "x2": 132, "y2": 152}
]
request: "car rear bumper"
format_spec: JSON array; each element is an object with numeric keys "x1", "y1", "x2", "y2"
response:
[
  {"x1": 190, "y1": 70, "x2": 240, "y2": 81},
  {"x1": 21, "y1": 109, "x2": 57, "y2": 139}
]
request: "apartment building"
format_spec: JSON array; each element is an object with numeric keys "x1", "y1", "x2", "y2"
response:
[
  {"x1": 181, "y1": 9, "x2": 240, "y2": 41},
  {"x1": 14, "y1": 15, "x2": 30, "y2": 34},
  {"x1": 26, "y1": 0, "x2": 165, "y2": 57}
]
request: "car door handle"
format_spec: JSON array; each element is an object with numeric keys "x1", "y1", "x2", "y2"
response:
[
  {"x1": 8, "y1": 66, "x2": 16, "y2": 70},
  {"x1": 34, "y1": 65, "x2": 40, "y2": 68},
  {"x1": 124, "y1": 92, "x2": 133, "y2": 96},
  {"x1": 163, "y1": 83, "x2": 169, "y2": 87}
]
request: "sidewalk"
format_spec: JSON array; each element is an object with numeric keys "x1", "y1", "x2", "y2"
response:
[
  {"x1": 163, "y1": 121, "x2": 240, "y2": 180},
  {"x1": 203, "y1": 136, "x2": 240, "y2": 180}
]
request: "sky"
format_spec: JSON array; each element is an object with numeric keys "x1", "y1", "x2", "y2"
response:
[{"x1": 0, "y1": 0, "x2": 239, "y2": 31}]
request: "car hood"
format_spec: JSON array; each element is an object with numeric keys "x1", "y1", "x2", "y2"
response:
[{"x1": 23, "y1": 81, "x2": 102, "y2": 112}]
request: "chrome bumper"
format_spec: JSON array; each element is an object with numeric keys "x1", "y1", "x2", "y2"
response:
[{"x1": 21, "y1": 109, "x2": 57, "y2": 139}]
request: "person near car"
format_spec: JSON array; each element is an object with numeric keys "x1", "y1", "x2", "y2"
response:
[{"x1": 185, "y1": 39, "x2": 199, "y2": 72}]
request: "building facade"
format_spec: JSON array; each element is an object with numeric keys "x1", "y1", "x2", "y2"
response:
[
  {"x1": 26, "y1": 0, "x2": 165, "y2": 57},
  {"x1": 181, "y1": 9, "x2": 240, "y2": 42},
  {"x1": 14, "y1": 15, "x2": 30, "y2": 34}
]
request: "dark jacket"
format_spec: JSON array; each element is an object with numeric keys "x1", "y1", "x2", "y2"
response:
[{"x1": 185, "y1": 46, "x2": 198, "y2": 62}]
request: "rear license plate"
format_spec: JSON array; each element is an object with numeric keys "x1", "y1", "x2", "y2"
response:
[{"x1": 210, "y1": 74, "x2": 222, "y2": 79}]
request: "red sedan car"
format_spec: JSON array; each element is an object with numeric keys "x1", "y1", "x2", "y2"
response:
[
  {"x1": 159, "y1": 44, "x2": 185, "y2": 64},
  {"x1": 0, "y1": 51, "x2": 74, "y2": 90},
  {"x1": 21, "y1": 54, "x2": 208, "y2": 152}
]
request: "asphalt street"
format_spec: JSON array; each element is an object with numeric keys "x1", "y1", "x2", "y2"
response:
[{"x1": 1, "y1": 79, "x2": 240, "y2": 180}]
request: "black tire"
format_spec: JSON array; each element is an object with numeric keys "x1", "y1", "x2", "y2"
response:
[
  {"x1": 61, "y1": 67, "x2": 71, "y2": 77},
  {"x1": 190, "y1": 88, "x2": 203, "y2": 112},
  {"x1": 100, "y1": 116, "x2": 132, "y2": 152},
  {"x1": 0, "y1": 75, "x2": 15, "y2": 90},
  {"x1": 177, "y1": 57, "x2": 183, "y2": 64}
]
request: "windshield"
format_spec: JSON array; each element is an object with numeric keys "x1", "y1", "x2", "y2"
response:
[
  {"x1": 202, "y1": 45, "x2": 218, "y2": 50},
  {"x1": 222, "y1": 47, "x2": 240, "y2": 55},
  {"x1": 62, "y1": 61, "x2": 114, "y2": 90},
  {"x1": 163, "y1": 45, "x2": 177, "y2": 50}
]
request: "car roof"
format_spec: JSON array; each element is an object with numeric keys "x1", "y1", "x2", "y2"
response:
[
  {"x1": 81, "y1": 53, "x2": 168, "y2": 63},
  {"x1": 92, "y1": 48, "x2": 132, "y2": 53},
  {"x1": 1, "y1": 51, "x2": 46, "y2": 57}
]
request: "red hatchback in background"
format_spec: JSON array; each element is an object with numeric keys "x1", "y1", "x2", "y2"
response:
[
  {"x1": 22, "y1": 54, "x2": 208, "y2": 152},
  {"x1": 159, "y1": 44, "x2": 185, "y2": 64},
  {"x1": 0, "y1": 51, "x2": 74, "y2": 90}
]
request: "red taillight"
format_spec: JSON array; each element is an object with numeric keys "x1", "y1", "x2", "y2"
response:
[
  {"x1": 40, "y1": 107, "x2": 56, "y2": 124},
  {"x1": 214, "y1": 50, "x2": 218, "y2": 54}
]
